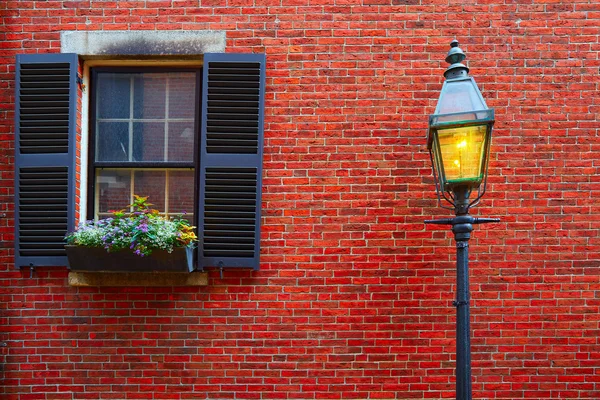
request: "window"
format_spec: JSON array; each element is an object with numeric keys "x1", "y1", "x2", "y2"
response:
[
  {"x1": 89, "y1": 69, "x2": 199, "y2": 222},
  {"x1": 14, "y1": 53, "x2": 265, "y2": 271}
]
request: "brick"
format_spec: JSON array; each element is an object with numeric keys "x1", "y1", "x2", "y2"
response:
[{"x1": 1, "y1": 0, "x2": 600, "y2": 399}]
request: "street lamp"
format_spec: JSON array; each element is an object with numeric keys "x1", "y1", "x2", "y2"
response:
[{"x1": 425, "y1": 40, "x2": 499, "y2": 400}]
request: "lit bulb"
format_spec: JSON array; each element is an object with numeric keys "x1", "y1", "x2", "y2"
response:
[
  {"x1": 454, "y1": 160, "x2": 460, "y2": 167},
  {"x1": 457, "y1": 140, "x2": 467, "y2": 148}
]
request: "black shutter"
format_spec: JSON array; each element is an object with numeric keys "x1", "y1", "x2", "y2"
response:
[
  {"x1": 199, "y1": 53, "x2": 265, "y2": 270},
  {"x1": 14, "y1": 53, "x2": 78, "y2": 268}
]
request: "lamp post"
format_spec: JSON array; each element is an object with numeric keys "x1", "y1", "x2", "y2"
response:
[{"x1": 425, "y1": 40, "x2": 499, "y2": 400}]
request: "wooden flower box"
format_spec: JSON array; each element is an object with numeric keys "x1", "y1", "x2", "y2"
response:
[{"x1": 65, "y1": 246, "x2": 194, "y2": 273}]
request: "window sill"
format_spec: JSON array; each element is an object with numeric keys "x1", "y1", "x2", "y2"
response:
[{"x1": 68, "y1": 271, "x2": 208, "y2": 287}]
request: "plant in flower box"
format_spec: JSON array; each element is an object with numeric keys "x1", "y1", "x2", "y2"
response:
[{"x1": 65, "y1": 195, "x2": 197, "y2": 272}]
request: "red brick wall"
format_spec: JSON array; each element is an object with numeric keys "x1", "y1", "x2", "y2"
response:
[{"x1": 1, "y1": 1, "x2": 599, "y2": 399}]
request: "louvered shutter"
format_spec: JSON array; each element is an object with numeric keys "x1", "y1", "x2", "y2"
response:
[
  {"x1": 14, "y1": 53, "x2": 78, "y2": 268},
  {"x1": 199, "y1": 53, "x2": 265, "y2": 270}
]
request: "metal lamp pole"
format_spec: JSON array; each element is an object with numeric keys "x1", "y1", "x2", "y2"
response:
[
  {"x1": 425, "y1": 40, "x2": 499, "y2": 400},
  {"x1": 425, "y1": 193, "x2": 499, "y2": 400}
]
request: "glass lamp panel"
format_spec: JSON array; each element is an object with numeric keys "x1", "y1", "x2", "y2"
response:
[
  {"x1": 435, "y1": 78, "x2": 486, "y2": 116},
  {"x1": 437, "y1": 124, "x2": 487, "y2": 185},
  {"x1": 431, "y1": 134, "x2": 446, "y2": 186}
]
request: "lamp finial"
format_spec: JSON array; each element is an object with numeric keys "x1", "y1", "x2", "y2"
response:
[{"x1": 444, "y1": 40, "x2": 469, "y2": 79}]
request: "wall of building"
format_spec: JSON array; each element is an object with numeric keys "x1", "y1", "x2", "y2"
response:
[{"x1": 1, "y1": 0, "x2": 599, "y2": 399}]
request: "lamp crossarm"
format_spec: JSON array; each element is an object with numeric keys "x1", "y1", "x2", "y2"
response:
[
  {"x1": 424, "y1": 216, "x2": 500, "y2": 226},
  {"x1": 472, "y1": 217, "x2": 501, "y2": 225},
  {"x1": 424, "y1": 218, "x2": 454, "y2": 225}
]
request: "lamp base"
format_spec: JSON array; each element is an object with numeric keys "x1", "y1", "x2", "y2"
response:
[{"x1": 452, "y1": 186, "x2": 471, "y2": 215}]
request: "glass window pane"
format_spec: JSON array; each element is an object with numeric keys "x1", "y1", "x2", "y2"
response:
[
  {"x1": 133, "y1": 74, "x2": 167, "y2": 119},
  {"x1": 96, "y1": 169, "x2": 194, "y2": 218},
  {"x1": 96, "y1": 122, "x2": 129, "y2": 161},
  {"x1": 93, "y1": 70, "x2": 198, "y2": 219},
  {"x1": 168, "y1": 122, "x2": 195, "y2": 161},
  {"x1": 134, "y1": 171, "x2": 166, "y2": 211},
  {"x1": 96, "y1": 73, "x2": 130, "y2": 119},
  {"x1": 168, "y1": 73, "x2": 196, "y2": 119},
  {"x1": 168, "y1": 170, "x2": 195, "y2": 220},
  {"x1": 133, "y1": 122, "x2": 165, "y2": 161},
  {"x1": 95, "y1": 71, "x2": 197, "y2": 164},
  {"x1": 96, "y1": 169, "x2": 132, "y2": 214}
]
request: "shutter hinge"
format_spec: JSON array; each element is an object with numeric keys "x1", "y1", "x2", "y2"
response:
[
  {"x1": 29, "y1": 263, "x2": 36, "y2": 279},
  {"x1": 76, "y1": 75, "x2": 86, "y2": 91},
  {"x1": 218, "y1": 261, "x2": 224, "y2": 279}
]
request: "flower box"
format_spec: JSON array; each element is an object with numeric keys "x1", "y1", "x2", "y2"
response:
[
  {"x1": 64, "y1": 195, "x2": 197, "y2": 273},
  {"x1": 66, "y1": 245, "x2": 194, "y2": 273}
]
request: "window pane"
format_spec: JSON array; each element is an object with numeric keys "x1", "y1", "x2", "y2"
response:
[
  {"x1": 168, "y1": 122, "x2": 195, "y2": 161},
  {"x1": 94, "y1": 71, "x2": 197, "y2": 164},
  {"x1": 96, "y1": 73, "x2": 130, "y2": 119},
  {"x1": 133, "y1": 74, "x2": 166, "y2": 119},
  {"x1": 168, "y1": 74, "x2": 196, "y2": 119},
  {"x1": 96, "y1": 169, "x2": 131, "y2": 214},
  {"x1": 168, "y1": 170, "x2": 195, "y2": 220},
  {"x1": 133, "y1": 122, "x2": 165, "y2": 161},
  {"x1": 134, "y1": 171, "x2": 166, "y2": 211},
  {"x1": 95, "y1": 169, "x2": 194, "y2": 219},
  {"x1": 93, "y1": 70, "x2": 198, "y2": 219},
  {"x1": 96, "y1": 122, "x2": 129, "y2": 161}
]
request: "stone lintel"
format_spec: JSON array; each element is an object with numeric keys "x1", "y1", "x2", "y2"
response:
[{"x1": 61, "y1": 31, "x2": 226, "y2": 57}]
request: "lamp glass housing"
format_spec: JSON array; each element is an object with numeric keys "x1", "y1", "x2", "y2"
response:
[
  {"x1": 433, "y1": 124, "x2": 489, "y2": 188},
  {"x1": 435, "y1": 78, "x2": 486, "y2": 116},
  {"x1": 427, "y1": 76, "x2": 494, "y2": 193}
]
